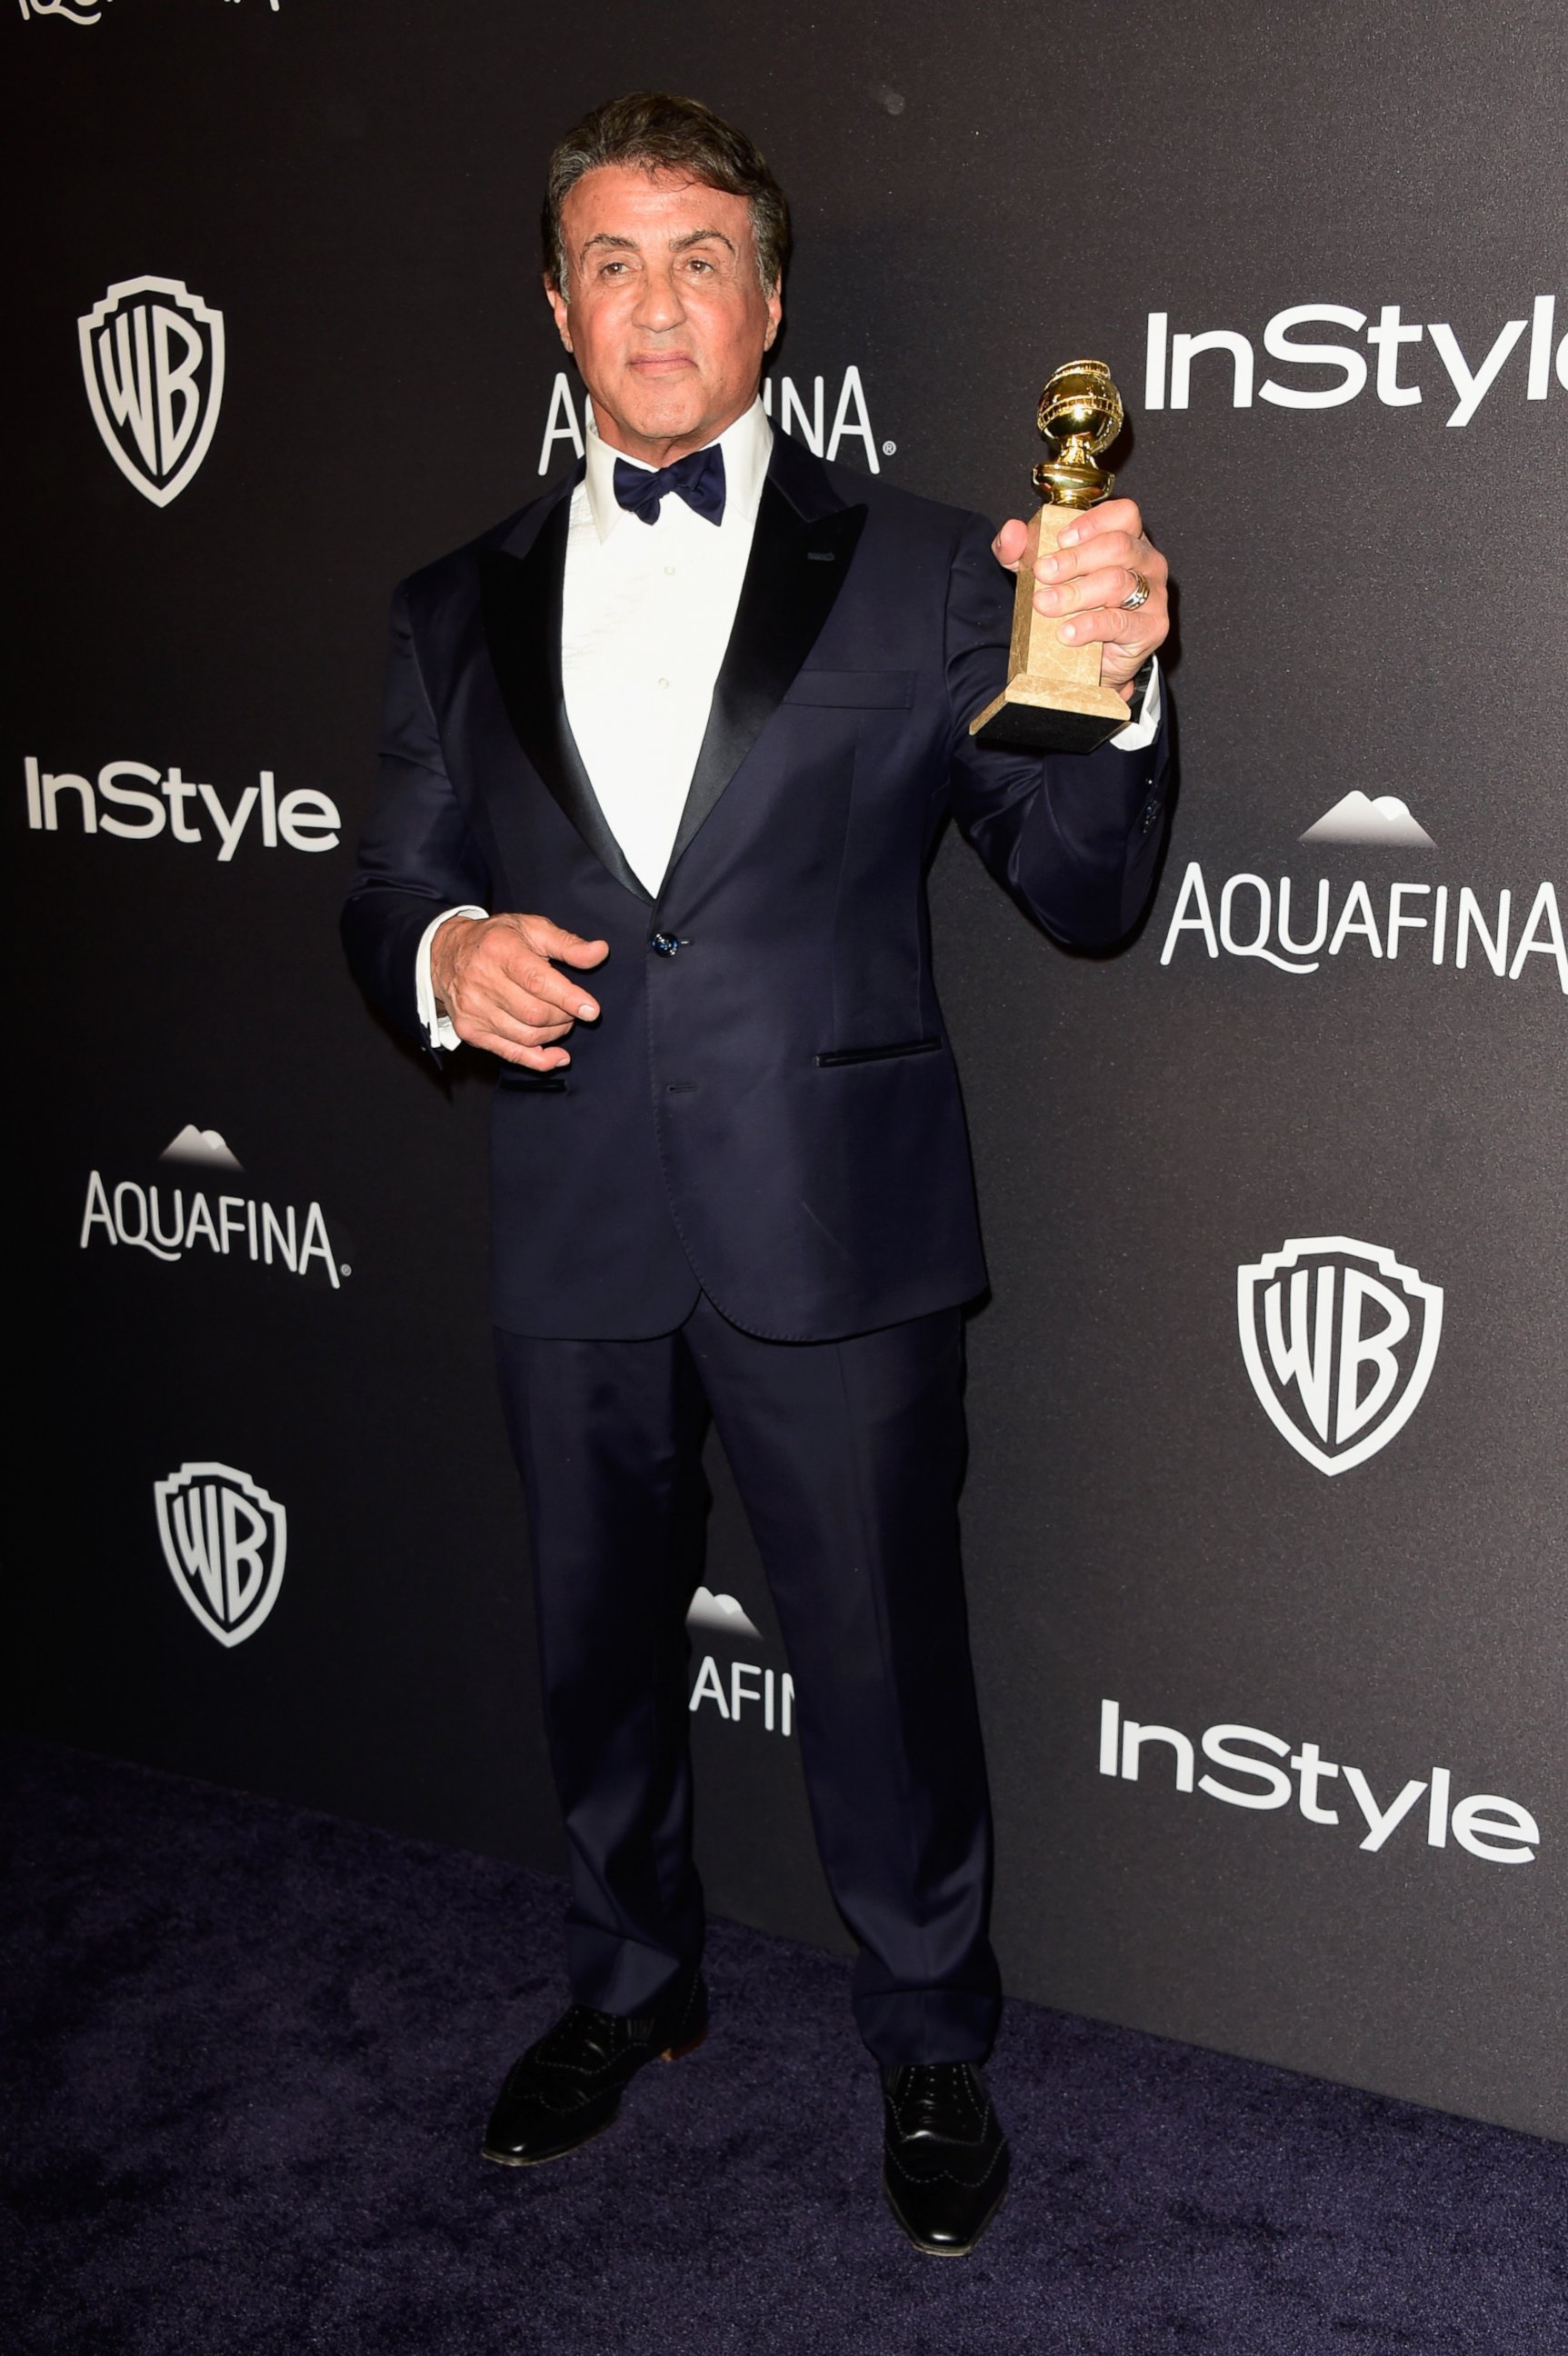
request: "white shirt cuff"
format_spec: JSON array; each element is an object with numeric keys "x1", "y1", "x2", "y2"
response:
[
  {"x1": 415, "y1": 905, "x2": 487, "y2": 1049},
  {"x1": 1108, "y1": 656, "x2": 1162, "y2": 752}
]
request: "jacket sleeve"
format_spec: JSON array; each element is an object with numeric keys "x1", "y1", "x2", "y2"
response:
[
  {"x1": 340, "y1": 580, "x2": 493, "y2": 1044},
  {"x1": 943, "y1": 510, "x2": 1172, "y2": 949}
]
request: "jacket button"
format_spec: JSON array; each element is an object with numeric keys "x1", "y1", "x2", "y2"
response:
[{"x1": 650, "y1": 933, "x2": 681, "y2": 957}]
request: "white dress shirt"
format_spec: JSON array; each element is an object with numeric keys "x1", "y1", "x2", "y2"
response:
[{"x1": 415, "y1": 398, "x2": 1161, "y2": 1047}]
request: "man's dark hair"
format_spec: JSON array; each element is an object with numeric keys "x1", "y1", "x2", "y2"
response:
[{"x1": 543, "y1": 92, "x2": 791, "y2": 299}]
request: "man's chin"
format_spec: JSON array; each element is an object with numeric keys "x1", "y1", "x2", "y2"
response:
[{"x1": 610, "y1": 376, "x2": 716, "y2": 449}]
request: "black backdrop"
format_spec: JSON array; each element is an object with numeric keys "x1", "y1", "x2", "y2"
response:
[{"x1": 6, "y1": 0, "x2": 1565, "y2": 2142}]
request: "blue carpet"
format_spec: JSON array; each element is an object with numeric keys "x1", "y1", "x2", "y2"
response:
[{"x1": 3, "y1": 1734, "x2": 1564, "y2": 2355}]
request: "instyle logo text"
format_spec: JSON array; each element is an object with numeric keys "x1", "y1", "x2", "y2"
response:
[
  {"x1": 1101, "y1": 1699, "x2": 1539, "y2": 1864},
  {"x1": 1144, "y1": 295, "x2": 1565, "y2": 425},
  {"x1": 24, "y1": 759, "x2": 341, "y2": 859}
]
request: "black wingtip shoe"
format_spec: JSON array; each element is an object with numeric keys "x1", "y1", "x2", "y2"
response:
[
  {"x1": 481, "y1": 1969, "x2": 708, "y2": 2167},
  {"x1": 881, "y1": 2062, "x2": 1010, "y2": 2256}
]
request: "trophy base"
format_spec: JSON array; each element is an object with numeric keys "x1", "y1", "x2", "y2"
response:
[
  {"x1": 968, "y1": 502, "x2": 1135, "y2": 756},
  {"x1": 968, "y1": 680, "x2": 1132, "y2": 755}
]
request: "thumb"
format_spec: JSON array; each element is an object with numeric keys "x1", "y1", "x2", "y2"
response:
[{"x1": 992, "y1": 517, "x2": 1030, "y2": 573}]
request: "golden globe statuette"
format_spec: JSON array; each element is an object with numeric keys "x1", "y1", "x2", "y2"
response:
[{"x1": 969, "y1": 358, "x2": 1134, "y2": 754}]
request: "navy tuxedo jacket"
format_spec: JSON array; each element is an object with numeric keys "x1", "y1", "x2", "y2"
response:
[{"x1": 343, "y1": 432, "x2": 1172, "y2": 1341}]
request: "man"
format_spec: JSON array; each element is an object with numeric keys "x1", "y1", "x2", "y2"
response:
[{"x1": 343, "y1": 91, "x2": 1170, "y2": 2257}]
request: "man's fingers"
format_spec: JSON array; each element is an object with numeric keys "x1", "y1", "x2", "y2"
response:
[
  {"x1": 440, "y1": 911, "x2": 613, "y2": 1063},
  {"x1": 495, "y1": 914, "x2": 608, "y2": 1018},
  {"x1": 1024, "y1": 504, "x2": 1171, "y2": 674},
  {"x1": 1058, "y1": 591, "x2": 1162, "y2": 642},
  {"x1": 454, "y1": 967, "x2": 587, "y2": 1030},
  {"x1": 1033, "y1": 562, "x2": 1149, "y2": 619},
  {"x1": 458, "y1": 1021, "x2": 572, "y2": 1069},
  {"x1": 1060, "y1": 596, "x2": 1164, "y2": 653},
  {"x1": 472, "y1": 997, "x2": 574, "y2": 1045},
  {"x1": 479, "y1": 940, "x2": 600, "y2": 1023},
  {"x1": 489, "y1": 1039, "x2": 572, "y2": 1071},
  {"x1": 1056, "y1": 496, "x2": 1144, "y2": 550},
  {"x1": 449, "y1": 965, "x2": 578, "y2": 1044},
  {"x1": 508, "y1": 953, "x2": 601, "y2": 1024},
  {"x1": 1036, "y1": 529, "x2": 1137, "y2": 580},
  {"x1": 517, "y1": 913, "x2": 611, "y2": 971},
  {"x1": 499, "y1": 1007, "x2": 575, "y2": 1043},
  {"x1": 1038, "y1": 530, "x2": 1164, "y2": 588},
  {"x1": 475, "y1": 1032, "x2": 574, "y2": 1069}
]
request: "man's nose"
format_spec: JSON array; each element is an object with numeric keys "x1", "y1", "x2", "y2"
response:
[{"x1": 632, "y1": 264, "x2": 686, "y2": 334}]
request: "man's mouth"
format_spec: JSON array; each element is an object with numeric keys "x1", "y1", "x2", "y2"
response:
[{"x1": 629, "y1": 352, "x2": 697, "y2": 374}]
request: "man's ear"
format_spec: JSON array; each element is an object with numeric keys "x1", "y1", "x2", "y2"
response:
[{"x1": 544, "y1": 274, "x2": 573, "y2": 354}]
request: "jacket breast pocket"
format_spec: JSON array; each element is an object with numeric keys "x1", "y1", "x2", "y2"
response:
[{"x1": 783, "y1": 670, "x2": 915, "y2": 710}]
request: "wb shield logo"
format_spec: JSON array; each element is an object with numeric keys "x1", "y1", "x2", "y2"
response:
[
  {"x1": 154, "y1": 1463, "x2": 286, "y2": 1646},
  {"x1": 78, "y1": 276, "x2": 225, "y2": 506},
  {"x1": 1237, "y1": 1238, "x2": 1443, "y2": 1476}
]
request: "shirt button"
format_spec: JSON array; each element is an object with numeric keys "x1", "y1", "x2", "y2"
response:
[
  {"x1": 664, "y1": 565, "x2": 676, "y2": 576},
  {"x1": 657, "y1": 678, "x2": 670, "y2": 690}
]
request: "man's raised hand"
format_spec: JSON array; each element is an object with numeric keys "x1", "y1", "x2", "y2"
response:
[
  {"x1": 430, "y1": 913, "x2": 609, "y2": 1068},
  {"x1": 991, "y1": 497, "x2": 1170, "y2": 698}
]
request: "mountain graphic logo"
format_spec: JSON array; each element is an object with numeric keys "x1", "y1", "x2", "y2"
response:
[
  {"x1": 686, "y1": 1586, "x2": 762, "y2": 1641},
  {"x1": 160, "y1": 1125, "x2": 242, "y2": 1168},
  {"x1": 1299, "y1": 792, "x2": 1434, "y2": 848}
]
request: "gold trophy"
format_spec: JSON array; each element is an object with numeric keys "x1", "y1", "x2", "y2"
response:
[{"x1": 969, "y1": 358, "x2": 1134, "y2": 754}]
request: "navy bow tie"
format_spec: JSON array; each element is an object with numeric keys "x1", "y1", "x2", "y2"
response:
[{"x1": 612, "y1": 443, "x2": 726, "y2": 527}]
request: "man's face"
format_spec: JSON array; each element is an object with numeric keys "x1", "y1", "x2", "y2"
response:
[{"x1": 547, "y1": 164, "x2": 781, "y2": 464}]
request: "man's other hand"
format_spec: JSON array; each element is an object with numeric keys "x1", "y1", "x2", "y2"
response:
[
  {"x1": 430, "y1": 913, "x2": 609, "y2": 1068},
  {"x1": 991, "y1": 498, "x2": 1170, "y2": 699}
]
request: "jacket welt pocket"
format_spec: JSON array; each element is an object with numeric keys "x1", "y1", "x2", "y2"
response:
[
  {"x1": 814, "y1": 1037, "x2": 942, "y2": 1068},
  {"x1": 495, "y1": 1069, "x2": 568, "y2": 1093},
  {"x1": 784, "y1": 670, "x2": 915, "y2": 709}
]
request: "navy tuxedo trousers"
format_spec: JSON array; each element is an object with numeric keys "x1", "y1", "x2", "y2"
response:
[{"x1": 494, "y1": 1294, "x2": 1002, "y2": 2065}]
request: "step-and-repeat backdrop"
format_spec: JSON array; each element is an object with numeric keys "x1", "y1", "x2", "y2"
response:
[{"x1": 7, "y1": 0, "x2": 1564, "y2": 2141}]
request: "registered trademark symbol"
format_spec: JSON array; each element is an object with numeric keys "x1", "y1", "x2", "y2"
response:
[
  {"x1": 340, "y1": 1263, "x2": 352, "y2": 1277},
  {"x1": 882, "y1": 440, "x2": 897, "y2": 455}
]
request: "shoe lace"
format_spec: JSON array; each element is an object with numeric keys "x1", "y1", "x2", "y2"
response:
[
  {"x1": 895, "y1": 2062, "x2": 980, "y2": 2141},
  {"x1": 532, "y1": 2004, "x2": 624, "y2": 2069}
]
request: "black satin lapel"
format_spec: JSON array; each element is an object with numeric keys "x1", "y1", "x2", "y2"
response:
[
  {"x1": 663, "y1": 482, "x2": 868, "y2": 881},
  {"x1": 477, "y1": 509, "x2": 652, "y2": 904}
]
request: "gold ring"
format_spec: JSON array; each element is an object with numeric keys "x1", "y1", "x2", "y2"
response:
[{"x1": 1123, "y1": 571, "x2": 1151, "y2": 611}]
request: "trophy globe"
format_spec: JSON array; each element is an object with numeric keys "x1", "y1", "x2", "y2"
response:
[
  {"x1": 966, "y1": 354, "x2": 1136, "y2": 753},
  {"x1": 1033, "y1": 360, "x2": 1124, "y2": 510}
]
